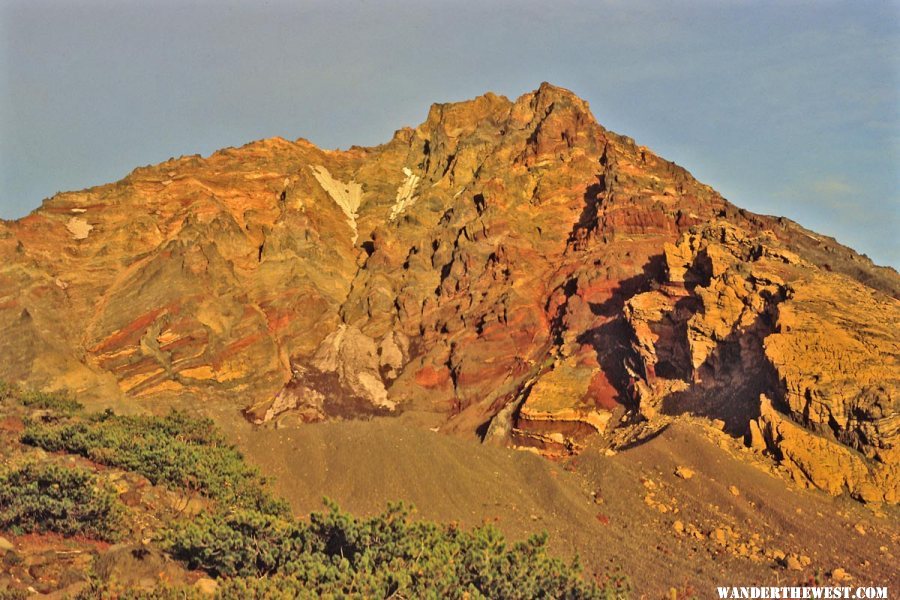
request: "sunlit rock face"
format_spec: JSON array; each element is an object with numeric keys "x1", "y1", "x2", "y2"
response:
[{"x1": 1, "y1": 83, "x2": 897, "y2": 501}]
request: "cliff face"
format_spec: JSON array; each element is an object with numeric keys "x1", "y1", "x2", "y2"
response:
[
  {"x1": 623, "y1": 223, "x2": 898, "y2": 503},
  {"x1": 1, "y1": 83, "x2": 897, "y2": 503}
]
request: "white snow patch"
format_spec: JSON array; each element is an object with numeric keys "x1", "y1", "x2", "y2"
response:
[
  {"x1": 310, "y1": 165, "x2": 364, "y2": 243},
  {"x1": 389, "y1": 167, "x2": 420, "y2": 222},
  {"x1": 357, "y1": 372, "x2": 394, "y2": 410},
  {"x1": 311, "y1": 324, "x2": 397, "y2": 411},
  {"x1": 66, "y1": 217, "x2": 93, "y2": 240}
]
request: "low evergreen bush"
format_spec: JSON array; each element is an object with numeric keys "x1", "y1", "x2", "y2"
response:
[
  {"x1": 18, "y1": 390, "x2": 83, "y2": 414},
  {"x1": 0, "y1": 463, "x2": 124, "y2": 541},
  {"x1": 22, "y1": 410, "x2": 287, "y2": 516},
  {"x1": 10, "y1": 388, "x2": 629, "y2": 597},
  {"x1": 162, "y1": 500, "x2": 629, "y2": 599}
]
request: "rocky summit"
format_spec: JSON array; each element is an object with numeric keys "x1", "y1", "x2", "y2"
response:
[{"x1": 1, "y1": 83, "x2": 898, "y2": 508}]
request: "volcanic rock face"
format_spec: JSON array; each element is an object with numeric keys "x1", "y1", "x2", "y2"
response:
[
  {"x1": 1, "y1": 83, "x2": 897, "y2": 502},
  {"x1": 623, "y1": 223, "x2": 898, "y2": 502}
]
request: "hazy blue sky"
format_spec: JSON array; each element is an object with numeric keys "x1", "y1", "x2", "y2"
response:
[{"x1": 1, "y1": 0, "x2": 898, "y2": 265}]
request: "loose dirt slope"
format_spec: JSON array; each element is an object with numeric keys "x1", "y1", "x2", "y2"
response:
[{"x1": 227, "y1": 412, "x2": 898, "y2": 598}]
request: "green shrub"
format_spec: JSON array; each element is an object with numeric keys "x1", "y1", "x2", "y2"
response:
[
  {"x1": 21, "y1": 410, "x2": 287, "y2": 516},
  {"x1": 0, "y1": 463, "x2": 124, "y2": 541},
  {"x1": 72, "y1": 582, "x2": 204, "y2": 600},
  {"x1": 162, "y1": 501, "x2": 628, "y2": 599},
  {"x1": 214, "y1": 573, "x2": 629, "y2": 599},
  {"x1": 18, "y1": 389, "x2": 83, "y2": 414},
  {"x1": 14, "y1": 390, "x2": 628, "y2": 597},
  {"x1": 161, "y1": 508, "x2": 317, "y2": 577},
  {"x1": 0, "y1": 380, "x2": 13, "y2": 402}
]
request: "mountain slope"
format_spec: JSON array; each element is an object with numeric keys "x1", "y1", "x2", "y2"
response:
[{"x1": 0, "y1": 83, "x2": 897, "y2": 506}]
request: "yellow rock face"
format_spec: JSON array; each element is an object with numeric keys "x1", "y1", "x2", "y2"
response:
[
  {"x1": 763, "y1": 275, "x2": 899, "y2": 461},
  {"x1": 623, "y1": 222, "x2": 899, "y2": 502},
  {"x1": 757, "y1": 396, "x2": 897, "y2": 504},
  {"x1": 512, "y1": 358, "x2": 613, "y2": 455}
]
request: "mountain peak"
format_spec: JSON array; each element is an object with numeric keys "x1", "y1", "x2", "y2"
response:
[{"x1": 533, "y1": 81, "x2": 588, "y2": 104}]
